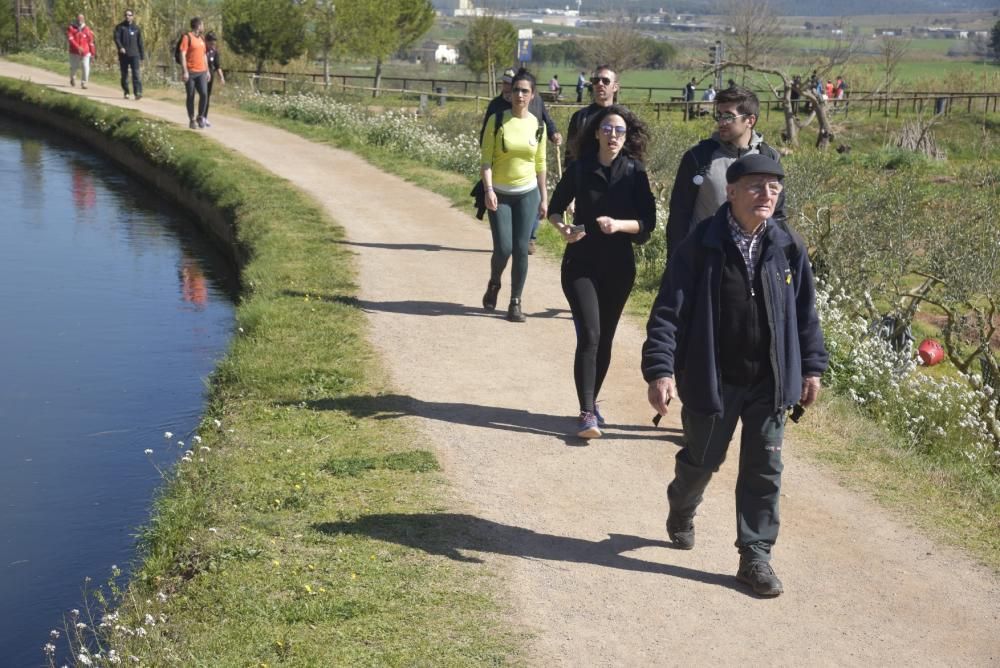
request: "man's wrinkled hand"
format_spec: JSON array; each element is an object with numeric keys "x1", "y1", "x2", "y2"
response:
[
  {"x1": 647, "y1": 377, "x2": 676, "y2": 416},
  {"x1": 800, "y1": 376, "x2": 821, "y2": 407}
]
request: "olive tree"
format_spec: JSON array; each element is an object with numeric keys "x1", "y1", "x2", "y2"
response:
[
  {"x1": 337, "y1": 0, "x2": 434, "y2": 97},
  {"x1": 222, "y1": 0, "x2": 306, "y2": 75}
]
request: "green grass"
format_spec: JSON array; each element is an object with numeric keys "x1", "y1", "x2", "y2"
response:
[{"x1": 0, "y1": 77, "x2": 522, "y2": 665}]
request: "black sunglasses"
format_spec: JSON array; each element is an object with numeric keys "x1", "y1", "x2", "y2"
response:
[{"x1": 590, "y1": 76, "x2": 613, "y2": 85}]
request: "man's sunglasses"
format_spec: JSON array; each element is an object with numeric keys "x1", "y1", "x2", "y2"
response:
[{"x1": 590, "y1": 76, "x2": 613, "y2": 86}]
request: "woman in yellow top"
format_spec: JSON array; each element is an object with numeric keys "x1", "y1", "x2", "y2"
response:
[{"x1": 480, "y1": 69, "x2": 548, "y2": 322}]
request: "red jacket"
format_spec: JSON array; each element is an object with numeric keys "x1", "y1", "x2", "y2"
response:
[{"x1": 67, "y1": 23, "x2": 96, "y2": 57}]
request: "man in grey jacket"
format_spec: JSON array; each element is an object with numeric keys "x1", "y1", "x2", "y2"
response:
[
  {"x1": 113, "y1": 9, "x2": 145, "y2": 100},
  {"x1": 665, "y1": 86, "x2": 785, "y2": 260}
]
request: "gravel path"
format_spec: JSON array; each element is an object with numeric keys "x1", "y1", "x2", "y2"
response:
[{"x1": 4, "y1": 61, "x2": 997, "y2": 666}]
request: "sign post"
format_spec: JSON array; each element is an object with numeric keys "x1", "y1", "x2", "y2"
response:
[{"x1": 517, "y1": 28, "x2": 533, "y2": 67}]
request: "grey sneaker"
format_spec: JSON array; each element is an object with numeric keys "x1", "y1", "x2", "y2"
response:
[
  {"x1": 737, "y1": 559, "x2": 783, "y2": 597},
  {"x1": 70, "y1": 76, "x2": 76, "y2": 87},
  {"x1": 189, "y1": 119, "x2": 198, "y2": 129},
  {"x1": 197, "y1": 116, "x2": 206, "y2": 128},
  {"x1": 80, "y1": 81, "x2": 87, "y2": 89},
  {"x1": 124, "y1": 92, "x2": 130, "y2": 99},
  {"x1": 576, "y1": 411, "x2": 602, "y2": 439},
  {"x1": 666, "y1": 511, "x2": 695, "y2": 550}
]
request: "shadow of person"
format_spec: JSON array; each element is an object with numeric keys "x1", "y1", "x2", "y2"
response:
[
  {"x1": 296, "y1": 393, "x2": 681, "y2": 444},
  {"x1": 281, "y1": 290, "x2": 572, "y2": 320},
  {"x1": 337, "y1": 240, "x2": 491, "y2": 254},
  {"x1": 314, "y1": 513, "x2": 743, "y2": 592}
]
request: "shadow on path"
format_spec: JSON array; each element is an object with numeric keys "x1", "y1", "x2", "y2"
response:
[
  {"x1": 337, "y1": 240, "x2": 490, "y2": 254},
  {"x1": 282, "y1": 289, "x2": 572, "y2": 320},
  {"x1": 314, "y1": 512, "x2": 744, "y2": 593},
  {"x1": 298, "y1": 393, "x2": 683, "y2": 445}
]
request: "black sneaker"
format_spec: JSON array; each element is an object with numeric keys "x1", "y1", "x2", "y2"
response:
[
  {"x1": 482, "y1": 281, "x2": 500, "y2": 311},
  {"x1": 135, "y1": 93, "x2": 142, "y2": 100},
  {"x1": 666, "y1": 511, "x2": 695, "y2": 550},
  {"x1": 507, "y1": 298, "x2": 526, "y2": 323},
  {"x1": 736, "y1": 559, "x2": 783, "y2": 597}
]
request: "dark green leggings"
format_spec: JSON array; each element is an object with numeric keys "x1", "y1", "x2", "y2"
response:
[{"x1": 487, "y1": 188, "x2": 539, "y2": 299}]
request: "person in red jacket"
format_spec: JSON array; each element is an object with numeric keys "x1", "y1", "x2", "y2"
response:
[{"x1": 67, "y1": 13, "x2": 96, "y2": 89}]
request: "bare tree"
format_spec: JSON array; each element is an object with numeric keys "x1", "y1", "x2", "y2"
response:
[
  {"x1": 878, "y1": 35, "x2": 910, "y2": 105},
  {"x1": 581, "y1": 16, "x2": 649, "y2": 75},
  {"x1": 721, "y1": 0, "x2": 784, "y2": 83}
]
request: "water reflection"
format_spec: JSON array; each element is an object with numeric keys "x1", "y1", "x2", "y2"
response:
[{"x1": 0, "y1": 114, "x2": 237, "y2": 665}]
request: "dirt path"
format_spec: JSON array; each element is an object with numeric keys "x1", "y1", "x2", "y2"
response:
[{"x1": 4, "y1": 61, "x2": 997, "y2": 665}]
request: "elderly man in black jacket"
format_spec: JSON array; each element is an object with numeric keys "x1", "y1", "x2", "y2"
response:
[
  {"x1": 642, "y1": 154, "x2": 828, "y2": 597},
  {"x1": 113, "y1": 9, "x2": 145, "y2": 100}
]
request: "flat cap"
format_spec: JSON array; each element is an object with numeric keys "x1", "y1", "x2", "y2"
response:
[{"x1": 725, "y1": 153, "x2": 785, "y2": 183}]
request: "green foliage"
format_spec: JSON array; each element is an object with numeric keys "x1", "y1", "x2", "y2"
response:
[
  {"x1": 222, "y1": 0, "x2": 307, "y2": 73},
  {"x1": 458, "y1": 15, "x2": 517, "y2": 79},
  {"x1": 337, "y1": 0, "x2": 434, "y2": 63},
  {"x1": 991, "y1": 19, "x2": 1000, "y2": 63}
]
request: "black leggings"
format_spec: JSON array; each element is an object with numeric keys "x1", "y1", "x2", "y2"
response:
[{"x1": 562, "y1": 261, "x2": 635, "y2": 412}]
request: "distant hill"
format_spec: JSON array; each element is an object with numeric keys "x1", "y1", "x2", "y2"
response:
[{"x1": 479, "y1": 0, "x2": 997, "y2": 16}]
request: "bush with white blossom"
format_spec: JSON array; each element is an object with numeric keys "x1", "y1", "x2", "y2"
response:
[
  {"x1": 231, "y1": 89, "x2": 480, "y2": 177},
  {"x1": 817, "y1": 279, "x2": 999, "y2": 472}
]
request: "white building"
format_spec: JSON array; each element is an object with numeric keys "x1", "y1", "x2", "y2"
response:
[{"x1": 435, "y1": 44, "x2": 459, "y2": 64}]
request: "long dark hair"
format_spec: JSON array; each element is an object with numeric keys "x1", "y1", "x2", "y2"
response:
[{"x1": 574, "y1": 105, "x2": 650, "y2": 163}]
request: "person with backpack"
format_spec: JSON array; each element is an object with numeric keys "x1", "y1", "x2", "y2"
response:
[
  {"x1": 202, "y1": 32, "x2": 226, "y2": 127},
  {"x1": 66, "y1": 13, "x2": 96, "y2": 90},
  {"x1": 114, "y1": 9, "x2": 145, "y2": 100},
  {"x1": 479, "y1": 69, "x2": 547, "y2": 323},
  {"x1": 665, "y1": 85, "x2": 786, "y2": 260},
  {"x1": 178, "y1": 17, "x2": 211, "y2": 130},
  {"x1": 478, "y1": 68, "x2": 560, "y2": 255},
  {"x1": 547, "y1": 105, "x2": 655, "y2": 438},
  {"x1": 643, "y1": 154, "x2": 828, "y2": 597}
]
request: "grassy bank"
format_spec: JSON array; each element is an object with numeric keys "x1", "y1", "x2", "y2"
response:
[
  {"x1": 0, "y1": 78, "x2": 520, "y2": 665},
  {"x1": 212, "y1": 87, "x2": 1000, "y2": 572}
]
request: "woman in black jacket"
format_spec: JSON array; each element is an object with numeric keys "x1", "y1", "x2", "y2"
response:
[{"x1": 547, "y1": 105, "x2": 656, "y2": 438}]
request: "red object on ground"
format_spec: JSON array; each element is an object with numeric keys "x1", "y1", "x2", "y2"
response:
[{"x1": 918, "y1": 338, "x2": 944, "y2": 366}]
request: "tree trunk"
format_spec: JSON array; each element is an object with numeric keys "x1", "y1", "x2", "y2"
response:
[
  {"x1": 781, "y1": 88, "x2": 798, "y2": 146},
  {"x1": 322, "y1": 44, "x2": 331, "y2": 88},
  {"x1": 802, "y1": 90, "x2": 833, "y2": 150},
  {"x1": 373, "y1": 57, "x2": 383, "y2": 98}
]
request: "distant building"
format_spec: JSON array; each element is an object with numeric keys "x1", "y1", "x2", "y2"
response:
[
  {"x1": 431, "y1": 0, "x2": 481, "y2": 17},
  {"x1": 408, "y1": 40, "x2": 460, "y2": 65}
]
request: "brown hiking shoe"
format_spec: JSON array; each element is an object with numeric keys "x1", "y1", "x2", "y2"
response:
[
  {"x1": 666, "y1": 511, "x2": 694, "y2": 550},
  {"x1": 737, "y1": 559, "x2": 783, "y2": 597}
]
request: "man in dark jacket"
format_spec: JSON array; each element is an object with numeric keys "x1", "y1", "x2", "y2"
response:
[
  {"x1": 642, "y1": 154, "x2": 828, "y2": 597},
  {"x1": 564, "y1": 65, "x2": 619, "y2": 165},
  {"x1": 665, "y1": 86, "x2": 786, "y2": 260},
  {"x1": 113, "y1": 9, "x2": 145, "y2": 100}
]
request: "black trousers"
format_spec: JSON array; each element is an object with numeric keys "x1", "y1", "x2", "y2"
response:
[
  {"x1": 119, "y1": 55, "x2": 142, "y2": 95},
  {"x1": 561, "y1": 258, "x2": 635, "y2": 412},
  {"x1": 185, "y1": 72, "x2": 209, "y2": 120},
  {"x1": 205, "y1": 78, "x2": 214, "y2": 117}
]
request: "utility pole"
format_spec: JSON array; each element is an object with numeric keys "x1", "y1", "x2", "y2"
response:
[{"x1": 710, "y1": 40, "x2": 724, "y2": 90}]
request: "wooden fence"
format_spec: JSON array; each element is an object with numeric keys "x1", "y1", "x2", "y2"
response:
[{"x1": 219, "y1": 68, "x2": 1000, "y2": 120}]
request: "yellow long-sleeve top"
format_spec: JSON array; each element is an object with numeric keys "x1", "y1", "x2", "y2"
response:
[{"x1": 481, "y1": 112, "x2": 546, "y2": 195}]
